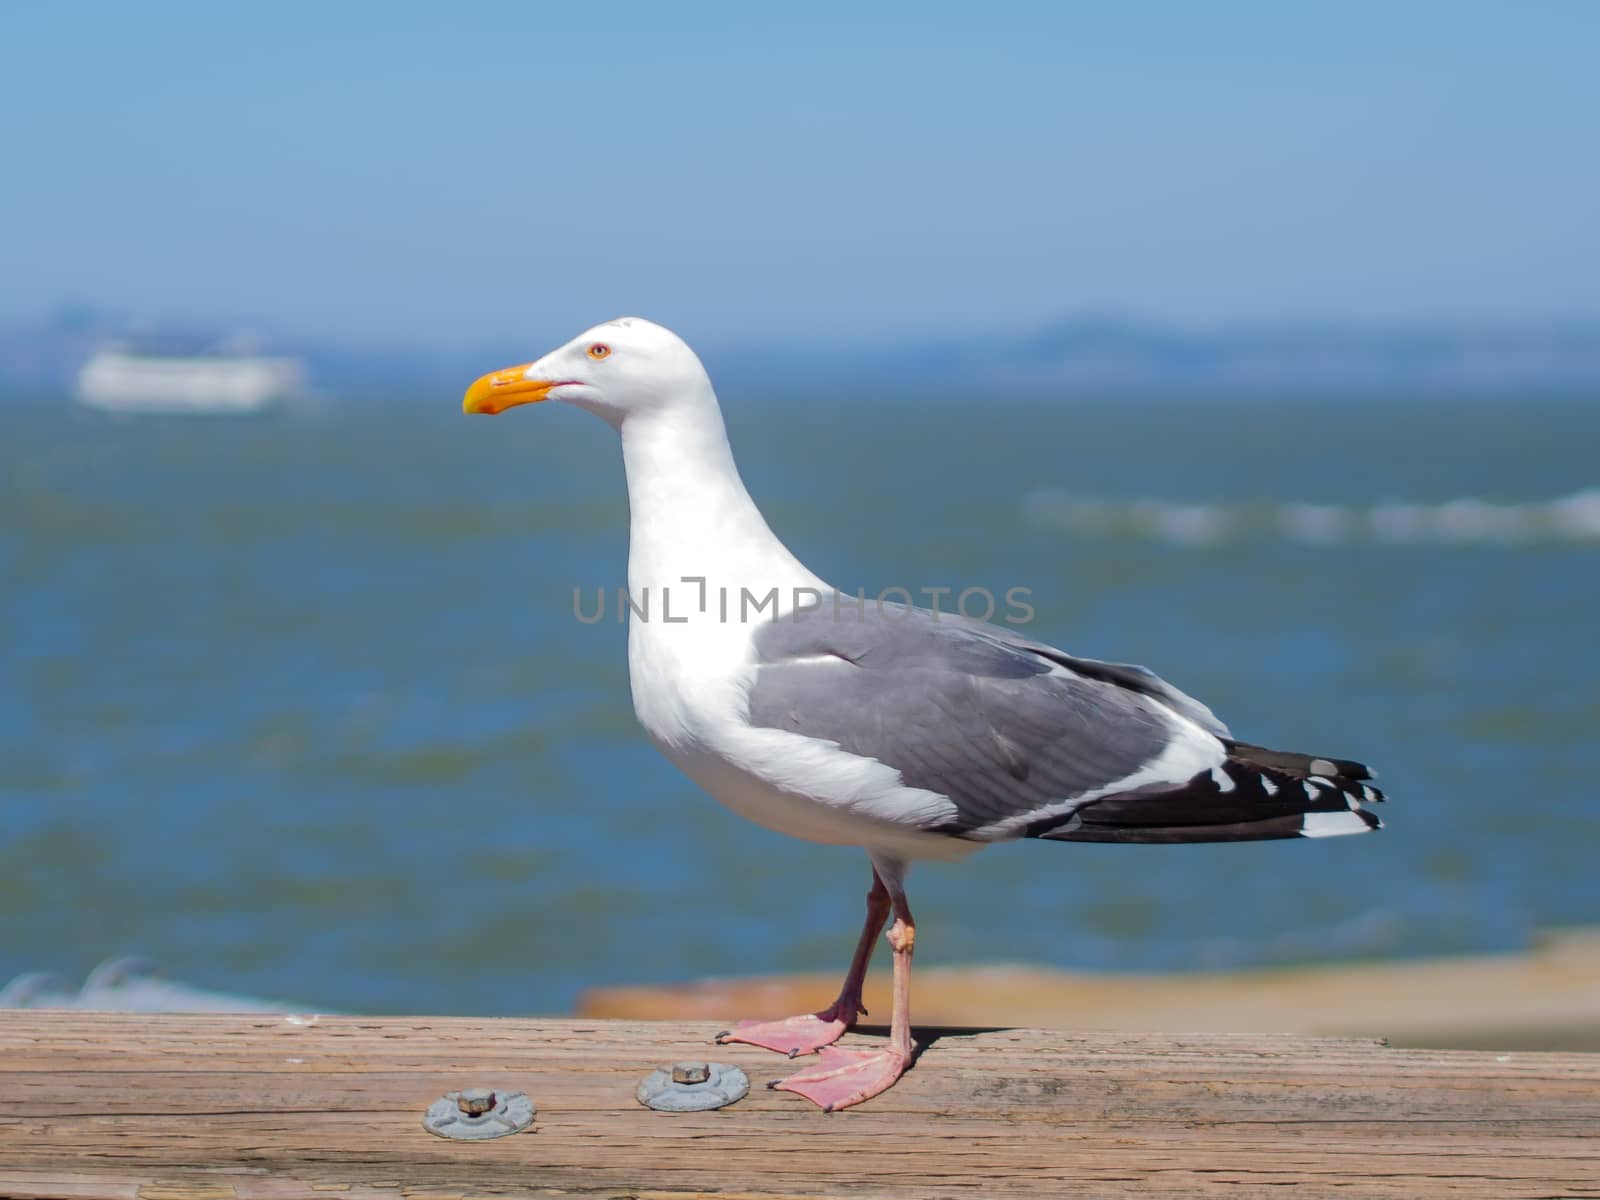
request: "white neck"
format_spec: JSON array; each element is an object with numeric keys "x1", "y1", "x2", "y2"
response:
[{"x1": 618, "y1": 392, "x2": 824, "y2": 617}]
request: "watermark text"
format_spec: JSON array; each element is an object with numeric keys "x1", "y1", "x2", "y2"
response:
[{"x1": 571, "y1": 581, "x2": 1035, "y2": 625}]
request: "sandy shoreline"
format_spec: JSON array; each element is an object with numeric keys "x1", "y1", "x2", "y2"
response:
[{"x1": 578, "y1": 926, "x2": 1600, "y2": 1052}]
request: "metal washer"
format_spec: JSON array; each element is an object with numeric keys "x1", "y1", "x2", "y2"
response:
[
  {"x1": 423, "y1": 1089, "x2": 536, "y2": 1140},
  {"x1": 637, "y1": 1061, "x2": 749, "y2": 1112}
]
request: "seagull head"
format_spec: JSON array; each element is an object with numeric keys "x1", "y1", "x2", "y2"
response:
[{"x1": 463, "y1": 317, "x2": 710, "y2": 427}]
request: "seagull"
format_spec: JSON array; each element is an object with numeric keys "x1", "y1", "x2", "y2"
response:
[{"x1": 464, "y1": 317, "x2": 1385, "y2": 1112}]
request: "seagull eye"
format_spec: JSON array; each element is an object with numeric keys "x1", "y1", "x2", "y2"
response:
[{"x1": 587, "y1": 343, "x2": 611, "y2": 360}]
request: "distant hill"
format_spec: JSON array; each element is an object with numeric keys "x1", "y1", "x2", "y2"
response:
[
  {"x1": 4, "y1": 307, "x2": 1599, "y2": 400},
  {"x1": 710, "y1": 317, "x2": 1600, "y2": 395}
]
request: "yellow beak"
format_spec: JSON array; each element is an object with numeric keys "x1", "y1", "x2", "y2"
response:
[{"x1": 463, "y1": 363, "x2": 556, "y2": 415}]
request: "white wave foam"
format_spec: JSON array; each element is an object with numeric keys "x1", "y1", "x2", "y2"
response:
[{"x1": 1022, "y1": 487, "x2": 1600, "y2": 546}]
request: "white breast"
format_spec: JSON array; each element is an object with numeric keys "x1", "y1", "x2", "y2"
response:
[
  {"x1": 628, "y1": 608, "x2": 970, "y2": 862},
  {"x1": 613, "y1": 380, "x2": 976, "y2": 863}
]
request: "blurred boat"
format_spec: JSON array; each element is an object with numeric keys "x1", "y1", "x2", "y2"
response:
[{"x1": 76, "y1": 338, "x2": 304, "y2": 414}]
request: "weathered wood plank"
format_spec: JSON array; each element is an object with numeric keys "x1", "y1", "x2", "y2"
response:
[{"x1": 0, "y1": 1014, "x2": 1596, "y2": 1199}]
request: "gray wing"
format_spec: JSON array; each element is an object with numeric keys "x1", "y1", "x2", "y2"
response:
[
  {"x1": 745, "y1": 603, "x2": 1382, "y2": 844},
  {"x1": 975, "y1": 629, "x2": 1231, "y2": 740},
  {"x1": 745, "y1": 604, "x2": 1220, "y2": 838}
]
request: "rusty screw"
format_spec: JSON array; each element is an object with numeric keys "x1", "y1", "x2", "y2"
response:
[
  {"x1": 638, "y1": 1062, "x2": 748, "y2": 1112},
  {"x1": 424, "y1": 1088, "x2": 534, "y2": 1140},
  {"x1": 457, "y1": 1087, "x2": 497, "y2": 1117},
  {"x1": 671, "y1": 1063, "x2": 711, "y2": 1085}
]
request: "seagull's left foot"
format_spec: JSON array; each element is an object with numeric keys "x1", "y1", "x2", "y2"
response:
[
  {"x1": 714, "y1": 1009, "x2": 854, "y2": 1057},
  {"x1": 770, "y1": 1045, "x2": 909, "y2": 1112}
]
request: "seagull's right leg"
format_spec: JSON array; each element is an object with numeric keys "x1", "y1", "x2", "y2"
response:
[{"x1": 715, "y1": 870, "x2": 891, "y2": 1057}]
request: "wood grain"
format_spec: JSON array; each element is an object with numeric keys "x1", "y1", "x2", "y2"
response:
[{"x1": 0, "y1": 1013, "x2": 1596, "y2": 1198}]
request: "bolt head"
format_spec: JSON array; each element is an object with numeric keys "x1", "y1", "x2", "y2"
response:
[
  {"x1": 457, "y1": 1087, "x2": 497, "y2": 1116},
  {"x1": 671, "y1": 1063, "x2": 711, "y2": 1085}
]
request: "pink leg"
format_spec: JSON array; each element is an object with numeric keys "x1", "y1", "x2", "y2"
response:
[
  {"x1": 771, "y1": 889, "x2": 915, "y2": 1112},
  {"x1": 716, "y1": 873, "x2": 891, "y2": 1057}
]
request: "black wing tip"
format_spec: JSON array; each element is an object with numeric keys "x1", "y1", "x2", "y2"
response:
[
  {"x1": 1033, "y1": 752, "x2": 1387, "y2": 846},
  {"x1": 1040, "y1": 805, "x2": 1383, "y2": 844},
  {"x1": 1225, "y1": 740, "x2": 1378, "y2": 783}
]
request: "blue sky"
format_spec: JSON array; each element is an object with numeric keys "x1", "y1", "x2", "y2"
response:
[{"x1": 3, "y1": 2, "x2": 1597, "y2": 348}]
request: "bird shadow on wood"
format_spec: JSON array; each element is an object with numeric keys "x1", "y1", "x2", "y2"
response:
[{"x1": 849, "y1": 1023, "x2": 1015, "y2": 1068}]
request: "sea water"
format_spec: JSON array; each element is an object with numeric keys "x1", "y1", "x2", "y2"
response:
[{"x1": 2, "y1": 391, "x2": 1597, "y2": 1013}]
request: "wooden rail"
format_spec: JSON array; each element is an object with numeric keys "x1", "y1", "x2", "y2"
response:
[{"x1": 0, "y1": 1013, "x2": 1596, "y2": 1198}]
